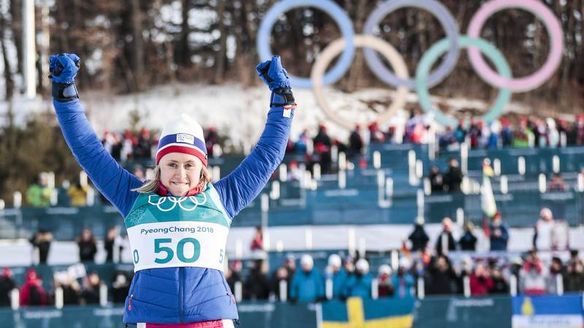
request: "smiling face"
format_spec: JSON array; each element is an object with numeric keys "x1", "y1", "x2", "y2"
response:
[{"x1": 159, "y1": 152, "x2": 204, "y2": 196}]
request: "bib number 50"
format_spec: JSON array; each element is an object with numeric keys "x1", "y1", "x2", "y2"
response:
[{"x1": 154, "y1": 238, "x2": 201, "y2": 264}]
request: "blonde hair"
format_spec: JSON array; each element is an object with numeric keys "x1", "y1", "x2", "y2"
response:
[{"x1": 133, "y1": 165, "x2": 212, "y2": 194}]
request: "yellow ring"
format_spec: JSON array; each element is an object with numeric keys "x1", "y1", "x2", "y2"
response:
[{"x1": 310, "y1": 35, "x2": 409, "y2": 130}]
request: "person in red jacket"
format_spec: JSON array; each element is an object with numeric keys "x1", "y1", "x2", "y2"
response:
[
  {"x1": 19, "y1": 269, "x2": 48, "y2": 306},
  {"x1": 469, "y1": 262, "x2": 493, "y2": 296}
]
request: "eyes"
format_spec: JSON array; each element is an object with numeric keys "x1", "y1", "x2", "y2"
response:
[{"x1": 167, "y1": 162, "x2": 196, "y2": 170}]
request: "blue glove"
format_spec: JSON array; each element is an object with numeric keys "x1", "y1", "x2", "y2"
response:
[
  {"x1": 49, "y1": 53, "x2": 80, "y2": 101},
  {"x1": 256, "y1": 55, "x2": 291, "y2": 91},
  {"x1": 256, "y1": 56, "x2": 295, "y2": 107},
  {"x1": 49, "y1": 53, "x2": 80, "y2": 85}
]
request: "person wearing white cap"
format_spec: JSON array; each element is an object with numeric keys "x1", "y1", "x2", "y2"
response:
[
  {"x1": 289, "y1": 254, "x2": 324, "y2": 303},
  {"x1": 344, "y1": 258, "x2": 373, "y2": 299},
  {"x1": 324, "y1": 254, "x2": 348, "y2": 299},
  {"x1": 49, "y1": 53, "x2": 296, "y2": 327}
]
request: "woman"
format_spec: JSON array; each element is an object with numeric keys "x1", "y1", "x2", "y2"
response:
[{"x1": 49, "y1": 53, "x2": 296, "y2": 327}]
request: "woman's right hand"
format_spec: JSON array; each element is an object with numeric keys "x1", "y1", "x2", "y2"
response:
[{"x1": 49, "y1": 53, "x2": 80, "y2": 85}]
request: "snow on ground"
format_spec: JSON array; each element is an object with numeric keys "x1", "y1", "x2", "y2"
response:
[{"x1": 0, "y1": 82, "x2": 532, "y2": 148}]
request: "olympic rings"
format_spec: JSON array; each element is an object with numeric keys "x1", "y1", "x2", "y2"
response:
[
  {"x1": 416, "y1": 36, "x2": 512, "y2": 127},
  {"x1": 257, "y1": 0, "x2": 355, "y2": 89},
  {"x1": 258, "y1": 0, "x2": 564, "y2": 126},
  {"x1": 467, "y1": 0, "x2": 564, "y2": 92},
  {"x1": 363, "y1": 0, "x2": 460, "y2": 89},
  {"x1": 311, "y1": 35, "x2": 409, "y2": 130}
]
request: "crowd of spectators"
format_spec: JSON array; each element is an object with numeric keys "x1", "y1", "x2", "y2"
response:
[
  {"x1": 221, "y1": 247, "x2": 583, "y2": 304},
  {"x1": 0, "y1": 266, "x2": 131, "y2": 307}
]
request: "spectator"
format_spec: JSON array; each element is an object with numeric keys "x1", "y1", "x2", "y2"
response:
[
  {"x1": 226, "y1": 260, "x2": 243, "y2": 298},
  {"x1": 77, "y1": 228, "x2": 97, "y2": 262},
  {"x1": 453, "y1": 120, "x2": 467, "y2": 144},
  {"x1": 19, "y1": 269, "x2": 48, "y2": 306},
  {"x1": 343, "y1": 255, "x2": 355, "y2": 280},
  {"x1": 443, "y1": 158, "x2": 463, "y2": 192},
  {"x1": 205, "y1": 127, "x2": 220, "y2": 158},
  {"x1": 456, "y1": 257, "x2": 473, "y2": 295},
  {"x1": 30, "y1": 229, "x2": 53, "y2": 264},
  {"x1": 104, "y1": 226, "x2": 123, "y2": 263},
  {"x1": 54, "y1": 272, "x2": 80, "y2": 305},
  {"x1": 533, "y1": 207, "x2": 568, "y2": 251},
  {"x1": 294, "y1": 129, "x2": 310, "y2": 158},
  {"x1": 392, "y1": 258, "x2": 415, "y2": 299},
  {"x1": 80, "y1": 272, "x2": 101, "y2": 305},
  {"x1": 408, "y1": 217, "x2": 430, "y2": 252},
  {"x1": 67, "y1": 181, "x2": 88, "y2": 206},
  {"x1": 469, "y1": 262, "x2": 493, "y2": 296},
  {"x1": 547, "y1": 173, "x2": 567, "y2": 192},
  {"x1": 377, "y1": 265, "x2": 394, "y2": 298},
  {"x1": 487, "y1": 212, "x2": 509, "y2": 251},
  {"x1": 348, "y1": 125, "x2": 364, "y2": 160},
  {"x1": 425, "y1": 255, "x2": 457, "y2": 295},
  {"x1": 547, "y1": 257, "x2": 565, "y2": 295},
  {"x1": 458, "y1": 222, "x2": 477, "y2": 251},
  {"x1": 0, "y1": 268, "x2": 16, "y2": 307},
  {"x1": 272, "y1": 266, "x2": 290, "y2": 301},
  {"x1": 289, "y1": 255, "x2": 324, "y2": 303},
  {"x1": 134, "y1": 127, "x2": 153, "y2": 160},
  {"x1": 368, "y1": 122, "x2": 385, "y2": 144},
  {"x1": 547, "y1": 173, "x2": 568, "y2": 221},
  {"x1": 324, "y1": 254, "x2": 347, "y2": 300},
  {"x1": 26, "y1": 174, "x2": 52, "y2": 207},
  {"x1": 520, "y1": 251, "x2": 547, "y2": 295},
  {"x1": 511, "y1": 118, "x2": 532, "y2": 148},
  {"x1": 435, "y1": 217, "x2": 456, "y2": 256},
  {"x1": 344, "y1": 258, "x2": 373, "y2": 299},
  {"x1": 243, "y1": 260, "x2": 270, "y2": 300},
  {"x1": 250, "y1": 226, "x2": 264, "y2": 252},
  {"x1": 438, "y1": 126, "x2": 457, "y2": 151},
  {"x1": 111, "y1": 271, "x2": 131, "y2": 304},
  {"x1": 564, "y1": 251, "x2": 584, "y2": 292},
  {"x1": 500, "y1": 118, "x2": 513, "y2": 147},
  {"x1": 488, "y1": 266, "x2": 509, "y2": 295},
  {"x1": 429, "y1": 166, "x2": 444, "y2": 193},
  {"x1": 286, "y1": 160, "x2": 303, "y2": 182},
  {"x1": 313, "y1": 124, "x2": 332, "y2": 174}
]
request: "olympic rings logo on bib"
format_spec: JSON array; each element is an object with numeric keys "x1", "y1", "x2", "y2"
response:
[
  {"x1": 147, "y1": 193, "x2": 208, "y2": 212},
  {"x1": 257, "y1": 0, "x2": 564, "y2": 127}
]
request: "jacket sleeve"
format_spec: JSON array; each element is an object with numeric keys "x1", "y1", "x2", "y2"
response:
[
  {"x1": 53, "y1": 98, "x2": 141, "y2": 216},
  {"x1": 214, "y1": 106, "x2": 294, "y2": 217}
]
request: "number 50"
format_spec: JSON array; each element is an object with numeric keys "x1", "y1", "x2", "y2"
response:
[{"x1": 154, "y1": 238, "x2": 201, "y2": 264}]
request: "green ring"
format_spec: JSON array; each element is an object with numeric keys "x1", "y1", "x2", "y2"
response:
[{"x1": 416, "y1": 36, "x2": 512, "y2": 127}]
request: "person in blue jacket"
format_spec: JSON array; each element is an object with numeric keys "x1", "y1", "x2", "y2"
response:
[
  {"x1": 289, "y1": 254, "x2": 324, "y2": 303},
  {"x1": 344, "y1": 258, "x2": 373, "y2": 299},
  {"x1": 49, "y1": 53, "x2": 296, "y2": 328},
  {"x1": 323, "y1": 254, "x2": 347, "y2": 299}
]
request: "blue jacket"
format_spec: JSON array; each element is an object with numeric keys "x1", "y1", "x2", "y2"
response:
[
  {"x1": 489, "y1": 222, "x2": 509, "y2": 251},
  {"x1": 289, "y1": 269, "x2": 324, "y2": 303},
  {"x1": 344, "y1": 273, "x2": 373, "y2": 299},
  {"x1": 53, "y1": 98, "x2": 293, "y2": 324},
  {"x1": 325, "y1": 269, "x2": 348, "y2": 299}
]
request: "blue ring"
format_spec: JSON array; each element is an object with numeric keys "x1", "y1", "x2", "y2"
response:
[
  {"x1": 257, "y1": 0, "x2": 355, "y2": 89},
  {"x1": 363, "y1": 0, "x2": 460, "y2": 90}
]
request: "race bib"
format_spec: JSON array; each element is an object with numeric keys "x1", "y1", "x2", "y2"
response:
[{"x1": 127, "y1": 221, "x2": 228, "y2": 272}]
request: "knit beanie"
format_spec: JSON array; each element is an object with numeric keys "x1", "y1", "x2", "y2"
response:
[{"x1": 156, "y1": 114, "x2": 207, "y2": 166}]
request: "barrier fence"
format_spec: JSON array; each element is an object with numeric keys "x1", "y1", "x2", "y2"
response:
[{"x1": 0, "y1": 294, "x2": 581, "y2": 328}]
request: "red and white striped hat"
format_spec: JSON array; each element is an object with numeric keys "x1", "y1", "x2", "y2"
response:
[{"x1": 155, "y1": 114, "x2": 207, "y2": 166}]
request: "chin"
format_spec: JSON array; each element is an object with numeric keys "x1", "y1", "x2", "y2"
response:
[{"x1": 171, "y1": 189, "x2": 188, "y2": 197}]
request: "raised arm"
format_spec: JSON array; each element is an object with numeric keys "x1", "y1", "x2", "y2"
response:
[
  {"x1": 214, "y1": 56, "x2": 295, "y2": 217},
  {"x1": 50, "y1": 54, "x2": 141, "y2": 216}
]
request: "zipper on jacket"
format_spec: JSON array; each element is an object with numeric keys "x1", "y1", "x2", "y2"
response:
[{"x1": 179, "y1": 267, "x2": 184, "y2": 323}]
